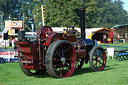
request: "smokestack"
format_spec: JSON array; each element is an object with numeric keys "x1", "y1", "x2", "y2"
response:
[{"x1": 80, "y1": 7, "x2": 85, "y2": 39}]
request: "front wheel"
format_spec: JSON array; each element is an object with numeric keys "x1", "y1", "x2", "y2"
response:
[{"x1": 89, "y1": 46, "x2": 106, "y2": 71}]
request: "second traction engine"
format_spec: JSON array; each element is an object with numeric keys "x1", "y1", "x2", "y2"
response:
[{"x1": 15, "y1": 8, "x2": 106, "y2": 78}]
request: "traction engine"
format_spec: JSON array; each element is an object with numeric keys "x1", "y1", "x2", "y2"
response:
[{"x1": 15, "y1": 8, "x2": 106, "y2": 78}]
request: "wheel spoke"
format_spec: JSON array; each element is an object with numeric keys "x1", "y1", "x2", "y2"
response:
[
  {"x1": 99, "y1": 61, "x2": 102, "y2": 64},
  {"x1": 90, "y1": 46, "x2": 106, "y2": 72},
  {"x1": 97, "y1": 50, "x2": 101, "y2": 57},
  {"x1": 64, "y1": 64, "x2": 70, "y2": 72},
  {"x1": 63, "y1": 47, "x2": 71, "y2": 57},
  {"x1": 96, "y1": 51, "x2": 104, "y2": 68},
  {"x1": 55, "y1": 50, "x2": 62, "y2": 58},
  {"x1": 94, "y1": 59, "x2": 98, "y2": 68},
  {"x1": 66, "y1": 57, "x2": 74, "y2": 61},
  {"x1": 96, "y1": 63, "x2": 97, "y2": 67},
  {"x1": 54, "y1": 62, "x2": 62, "y2": 71},
  {"x1": 99, "y1": 62, "x2": 101, "y2": 67},
  {"x1": 53, "y1": 58, "x2": 61, "y2": 61},
  {"x1": 64, "y1": 53, "x2": 69, "y2": 58},
  {"x1": 66, "y1": 62, "x2": 70, "y2": 66},
  {"x1": 59, "y1": 67, "x2": 63, "y2": 77},
  {"x1": 98, "y1": 53, "x2": 101, "y2": 58},
  {"x1": 94, "y1": 61, "x2": 97, "y2": 67},
  {"x1": 62, "y1": 46, "x2": 64, "y2": 57},
  {"x1": 46, "y1": 40, "x2": 76, "y2": 78}
]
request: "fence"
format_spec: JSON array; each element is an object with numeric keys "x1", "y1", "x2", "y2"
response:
[{"x1": 99, "y1": 45, "x2": 128, "y2": 61}]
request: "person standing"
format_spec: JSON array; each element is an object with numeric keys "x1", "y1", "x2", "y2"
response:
[
  {"x1": 103, "y1": 34, "x2": 107, "y2": 43},
  {"x1": 13, "y1": 37, "x2": 18, "y2": 49},
  {"x1": 12, "y1": 37, "x2": 16, "y2": 48}
]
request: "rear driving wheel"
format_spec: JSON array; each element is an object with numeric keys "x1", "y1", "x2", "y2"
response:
[
  {"x1": 45, "y1": 40, "x2": 77, "y2": 78},
  {"x1": 19, "y1": 60, "x2": 46, "y2": 76},
  {"x1": 89, "y1": 46, "x2": 106, "y2": 71}
]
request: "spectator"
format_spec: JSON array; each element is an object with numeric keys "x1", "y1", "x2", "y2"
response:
[
  {"x1": 13, "y1": 37, "x2": 16, "y2": 49},
  {"x1": 13, "y1": 37, "x2": 18, "y2": 49},
  {"x1": 103, "y1": 34, "x2": 107, "y2": 43}
]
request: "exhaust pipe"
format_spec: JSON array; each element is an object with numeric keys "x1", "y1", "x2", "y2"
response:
[{"x1": 80, "y1": 7, "x2": 85, "y2": 39}]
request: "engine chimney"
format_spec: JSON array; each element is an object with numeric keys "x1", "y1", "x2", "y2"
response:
[{"x1": 80, "y1": 7, "x2": 85, "y2": 39}]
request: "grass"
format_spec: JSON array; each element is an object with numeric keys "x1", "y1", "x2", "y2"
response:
[
  {"x1": 0, "y1": 59, "x2": 128, "y2": 85},
  {"x1": 0, "y1": 46, "x2": 14, "y2": 49},
  {"x1": 99, "y1": 43, "x2": 128, "y2": 47},
  {"x1": 0, "y1": 43, "x2": 128, "y2": 85}
]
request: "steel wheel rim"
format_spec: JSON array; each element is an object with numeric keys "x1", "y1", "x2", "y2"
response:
[
  {"x1": 92, "y1": 48, "x2": 106, "y2": 71},
  {"x1": 52, "y1": 42, "x2": 76, "y2": 78}
]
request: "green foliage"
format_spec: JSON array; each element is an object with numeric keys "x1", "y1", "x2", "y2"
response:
[
  {"x1": 20, "y1": 0, "x2": 35, "y2": 29},
  {"x1": 94, "y1": 0, "x2": 128, "y2": 28},
  {"x1": 31, "y1": 0, "x2": 44, "y2": 29},
  {"x1": 0, "y1": 0, "x2": 21, "y2": 20},
  {"x1": 0, "y1": 59, "x2": 128, "y2": 85},
  {"x1": 44, "y1": 0, "x2": 81, "y2": 27},
  {"x1": 0, "y1": 0, "x2": 128, "y2": 29},
  {"x1": 84, "y1": 0, "x2": 97, "y2": 28}
]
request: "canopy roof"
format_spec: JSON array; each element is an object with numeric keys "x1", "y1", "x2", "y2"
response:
[
  {"x1": 86, "y1": 28, "x2": 112, "y2": 33},
  {"x1": 112, "y1": 24, "x2": 128, "y2": 28}
]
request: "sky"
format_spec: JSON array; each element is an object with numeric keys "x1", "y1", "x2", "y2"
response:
[{"x1": 121, "y1": 0, "x2": 128, "y2": 11}]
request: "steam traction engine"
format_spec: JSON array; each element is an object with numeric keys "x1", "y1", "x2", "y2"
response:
[{"x1": 15, "y1": 8, "x2": 106, "y2": 78}]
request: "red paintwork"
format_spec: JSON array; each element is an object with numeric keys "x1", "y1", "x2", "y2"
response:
[
  {"x1": 24, "y1": 65, "x2": 34, "y2": 70},
  {"x1": 16, "y1": 41, "x2": 40, "y2": 70},
  {"x1": 37, "y1": 26, "x2": 54, "y2": 39},
  {"x1": 76, "y1": 50, "x2": 86, "y2": 58},
  {"x1": 51, "y1": 42, "x2": 77, "y2": 78},
  {"x1": 16, "y1": 25, "x2": 106, "y2": 76},
  {"x1": 65, "y1": 45, "x2": 77, "y2": 77},
  {"x1": 109, "y1": 31, "x2": 113, "y2": 38},
  {"x1": 16, "y1": 26, "x2": 60, "y2": 70},
  {"x1": 46, "y1": 34, "x2": 62, "y2": 46},
  {"x1": 16, "y1": 26, "x2": 84, "y2": 71},
  {"x1": 98, "y1": 48, "x2": 106, "y2": 71},
  {"x1": 93, "y1": 48, "x2": 106, "y2": 71}
]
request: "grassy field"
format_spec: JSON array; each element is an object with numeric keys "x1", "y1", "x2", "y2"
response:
[
  {"x1": 0, "y1": 43, "x2": 128, "y2": 85},
  {"x1": 99, "y1": 43, "x2": 128, "y2": 47},
  {"x1": 0, "y1": 46, "x2": 13, "y2": 49},
  {"x1": 0, "y1": 59, "x2": 128, "y2": 85}
]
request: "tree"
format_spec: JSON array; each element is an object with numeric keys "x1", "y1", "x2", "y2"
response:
[
  {"x1": 20, "y1": 0, "x2": 35, "y2": 30},
  {"x1": 43, "y1": 0, "x2": 97, "y2": 28},
  {"x1": 0, "y1": 0, "x2": 21, "y2": 20},
  {"x1": 31, "y1": 0, "x2": 44, "y2": 29},
  {"x1": 93, "y1": 0, "x2": 128, "y2": 28},
  {"x1": 83, "y1": 0, "x2": 97, "y2": 28},
  {"x1": 112, "y1": 0, "x2": 128, "y2": 25},
  {"x1": 1, "y1": 0, "x2": 128, "y2": 30},
  {"x1": 44, "y1": 0, "x2": 81, "y2": 27}
]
